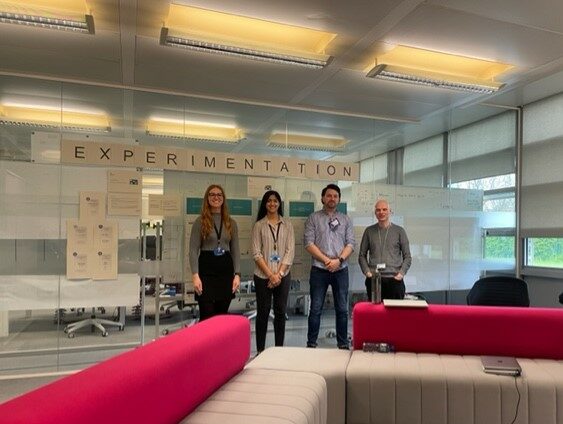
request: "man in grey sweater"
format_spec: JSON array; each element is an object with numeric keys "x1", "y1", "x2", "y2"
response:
[{"x1": 358, "y1": 199, "x2": 412, "y2": 299}]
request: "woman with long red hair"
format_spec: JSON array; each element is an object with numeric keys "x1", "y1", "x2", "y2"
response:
[{"x1": 189, "y1": 184, "x2": 240, "y2": 320}]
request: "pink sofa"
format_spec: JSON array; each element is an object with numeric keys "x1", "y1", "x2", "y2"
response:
[
  {"x1": 1, "y1": 315, "x2": 328, "y2": 424},
  {"x1": 0, "y1": 316, "x2": 250, "y2": 424},
  {"x1": 353, "y1": 303, "x2": 563, "y2": 359}
]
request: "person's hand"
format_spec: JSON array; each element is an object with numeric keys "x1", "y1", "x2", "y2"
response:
[
  {"x1": 366, "y1": 271, "x2": 373, "y2": 278},
  {"x1": 232, "y1": 274, "x2": 241, "y2": 293},
  {"x1": 267, "y1": 272, "x2": 281, "y2": 289},
  {"x1": 394, "y1": 272, "x2": 404, "y2": 281},
  {"x1": 326, "y1": 258, "x2": 340, "y2": 272},
  {"x1": 193, "y1": 274, "x2": 203, "y2": 295}
]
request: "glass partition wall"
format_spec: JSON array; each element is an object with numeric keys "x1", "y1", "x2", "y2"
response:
[{"x1": 0, "y1": 74, "x2": 517, "y2": 376}]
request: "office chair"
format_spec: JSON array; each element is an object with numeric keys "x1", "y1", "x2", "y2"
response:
[
  {"x1": 466, "y1": 275, "x2": 530, "y2": 307},
  {"x1": 63, "y1": 307, "x2": 124, "y2": 338}
]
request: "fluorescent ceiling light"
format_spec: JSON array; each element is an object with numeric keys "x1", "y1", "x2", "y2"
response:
[
  {"x1": 366, "y1": 46, "x2": 512, "y2": 94},
  {"x1": 268, "y1": 132, "x2": 347, "y2": 152},
  {"x1": 160, "y1": 4, "x2": 335, "y2": 69},
  {"x1": 0, "y1": 104, "x2": 110, "y2": 132},
  {"x1": 0, "y1": 0, "x2": 94, "y2": 33},
  {"x1": 146, "y1": 118, "x2": 245, "y2": 144}
]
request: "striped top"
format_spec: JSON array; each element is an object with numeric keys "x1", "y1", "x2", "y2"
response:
[
  {"x1": 303, "y1": 208, "x2": 355, "y2": 269},
  {"x1": 251, "y1": 216, "x2": 295, "y2": 279}
]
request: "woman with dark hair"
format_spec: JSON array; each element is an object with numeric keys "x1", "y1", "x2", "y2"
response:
[
  {"x1": 251, "y1": 190, "x2": 295, "y2": 353},
  {"x1": 189, "y1": 184, "x2": 240, "y2": 321}
]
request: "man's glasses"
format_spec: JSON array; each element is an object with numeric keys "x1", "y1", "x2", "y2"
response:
[{"x1": 208, "y1": 193, "x2": 224, "y2": 198}]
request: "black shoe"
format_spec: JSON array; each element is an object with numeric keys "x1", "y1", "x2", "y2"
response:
[
  {"x1": 306, "y1": 343, "x2": 317, "y2": 348},
  {"x1": 338, "y1": 345, "x2": 350, "y2": 350}
]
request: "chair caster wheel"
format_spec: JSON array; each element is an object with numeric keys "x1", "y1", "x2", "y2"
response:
[
  {"x1": 102, "y1": 331, "x2": 109, "y2": 337},
  {"x1": 68, "y1": 333, "x2": 75, "y2": 339},
  {"x1": 162, "y1": 329, "x2": 169, "y2": 336},
  {"x1": 63, "y1": 328, "x2": 69, "y2": 333},
  {"x1": 119, "y1": 325, "x2": 124, "y2": 331},
  {"x1": 325, "y1": 330, "x2": 336, "y2": 338}
]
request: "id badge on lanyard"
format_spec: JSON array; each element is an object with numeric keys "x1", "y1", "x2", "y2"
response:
[
  {"x1": 269, "y1": 252, "x2": 281, "y2": 263},
  {"x1": 214, "y1": 220, "x2": 225, "y2": 256},
  {"x1": 329, "y1": 217, "x2": 340, "y2": 231},
  {"x1": 269, "y1": 222, "x2": 281, "y2": 263}
]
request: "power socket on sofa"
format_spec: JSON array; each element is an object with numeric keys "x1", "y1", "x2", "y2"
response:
[{"x1": 363, "y1": 342, "x2": 395, "y2": 353}]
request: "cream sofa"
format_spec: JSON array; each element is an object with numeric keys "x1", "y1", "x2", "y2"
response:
[{"x1": 249, "y1": 303, "x2": 563, "y2": 424}]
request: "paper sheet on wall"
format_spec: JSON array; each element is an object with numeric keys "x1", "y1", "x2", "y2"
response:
[
  {"x1": 93, "y1": 220, "x2": 118, "y2": 250},
  {"x1": 79, "y1": 191, "x2": 106, "y2": 220},
  {"x1": 148, "y1": 194, "x2": 182, "y2": 216},
  {"x1": 107, "y1": 192, "x2": 141, "y2": 216},
  {"x1": 107, "y1": 170, "x2": 142, "y2": 194},
  {"x1": 92, "y1": 249, "x2": 118, "y2": 280},
  {"x1": 66, "y1": 250, "x2": 92, "y2": 279},
  {"x1": 67, "y1": 219, "x2": 92, "y2": 248},
  {"x1": 66, "y1": 219, "x2": 93, "y2": 279}
]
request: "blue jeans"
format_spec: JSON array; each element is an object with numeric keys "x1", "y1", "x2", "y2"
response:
[{"x1": 307, "y1": 266, "x2": 349, "y2": 347}]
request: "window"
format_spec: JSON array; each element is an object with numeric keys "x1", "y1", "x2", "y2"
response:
[
  {"x1": 359, "y1": 154, "x2": 387, "y2": 183},
  {"x1": 484, "y1": 235, "x2": 515, "y2": 261},
  {"x1": 525, "y1": 238, "x2": 563, "y2": 269},
  {"x1": 403, "y1": 135, "x2": 444, "y2": 187},
  {"x1": 451, "y1": 174, "x2": 516, "y2": 272},
  {"x1": 449, "y1": 111, "x2": 516, "y2": 184},
  {"x1": 450, "y1": 173, "x2": 515, "y2": 213},
  {"x1": 449, "y1": 173, "x2": 515, "y2": 191}
]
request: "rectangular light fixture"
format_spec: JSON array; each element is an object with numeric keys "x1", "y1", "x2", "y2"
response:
[
  {"x1": 160, "y1": 4, "x2": 335, "y2": 69},
  {"x1": 0, "y1": 1, "x2": 94, "y2": 33},
  {"x1": 0, "y1": 104, "x2": 110, "y2": 132},
  {"x1": 366, "y1": 46, "x2": 512, "y2": 94},
  {"x1": 146, "y1": 118, "x2": 245, "y2": 144},
  {"x1": 268, "y1": 132, "x2": 347, "y2": 152}
]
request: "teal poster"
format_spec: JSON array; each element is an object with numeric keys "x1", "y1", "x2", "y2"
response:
[{"x1": 289, "y1": 201, "x2": 314, "y2": 217}]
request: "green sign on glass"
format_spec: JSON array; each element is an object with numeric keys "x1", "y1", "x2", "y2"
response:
[
  {"x1": 227, "y1": 199, "x2": 252, "y2": 216},
  {"x1": 186, "y1": 198, "x2": 203, "y2": 215},
  {"x1": 337, "y1": 202, "x2": 347, "y2": 214},
  {"x1": 289, "y1": 201, "x2": 315, "y2": 217}
]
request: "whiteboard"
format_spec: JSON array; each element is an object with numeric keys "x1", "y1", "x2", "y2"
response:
[{"x1": 350, "y1": 183, "x2": 484, "y2": 292}]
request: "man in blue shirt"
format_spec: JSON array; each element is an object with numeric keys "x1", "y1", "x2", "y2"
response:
[{"x1": 304, "y1": 184, "x2": 355, "y2": 349}]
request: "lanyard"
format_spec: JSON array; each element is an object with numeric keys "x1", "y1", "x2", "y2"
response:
[
  {"x1": 377, "y1": 224, "x2": 390, "y2": 263},
  {"x1": 268, "y1": 221, "x2": 281, "y2": 251},
  {"x1": 214, "y1": 220, "x2": 223, "y2": 247}
]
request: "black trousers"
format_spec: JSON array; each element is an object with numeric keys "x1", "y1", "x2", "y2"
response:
[
  {"x1": 198, "y1": 299, "x2": 232, "y2": 321},
  {"x1": 365, "y1": 276, "x2": 405, "y2": 300},
  {"x1": 254, "y1": 273, "x2": 291, "y2": 352}
]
